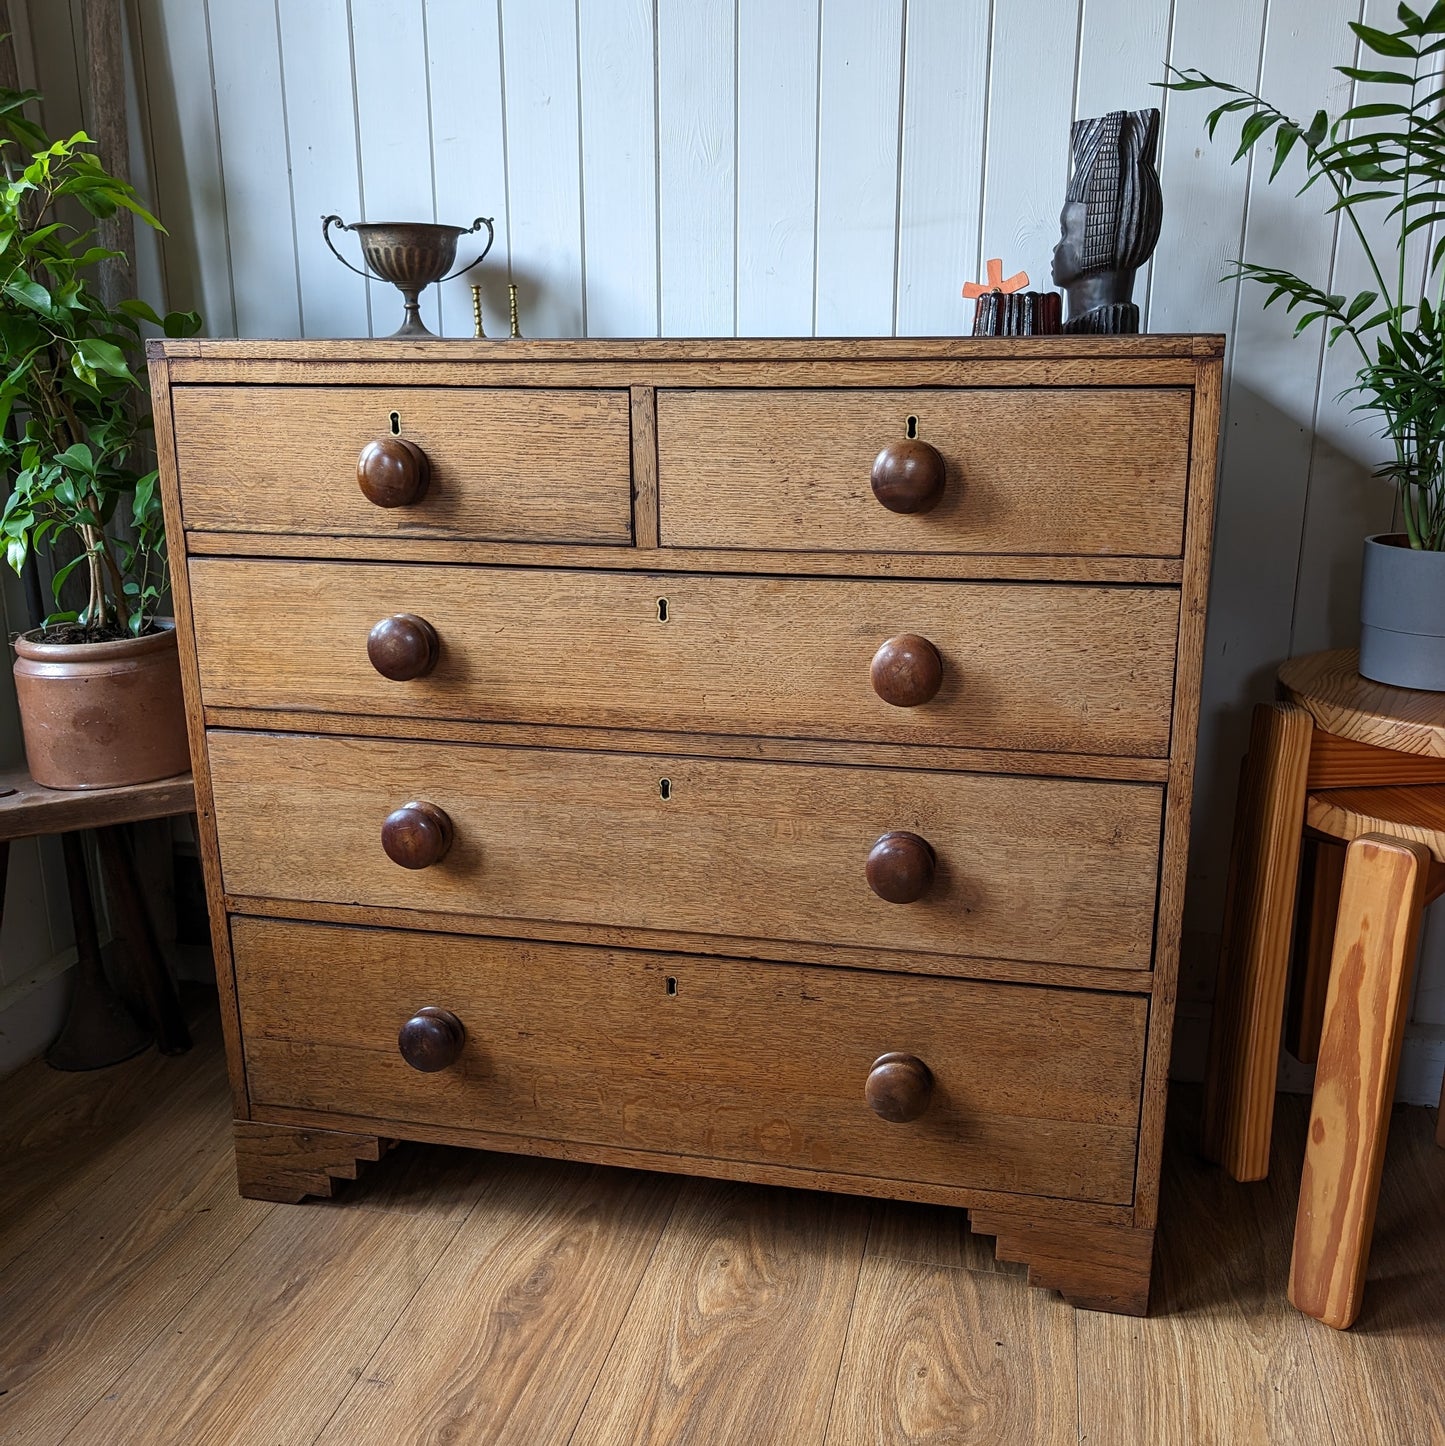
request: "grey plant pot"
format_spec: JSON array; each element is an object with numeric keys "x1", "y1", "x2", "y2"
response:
[{"x1": 1359, "y1": 532, "x2": 1445, "y2": 692}]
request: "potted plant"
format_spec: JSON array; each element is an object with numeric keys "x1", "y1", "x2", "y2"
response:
[
  {"x1": 1166, "y1": 3, "x2": 1445, "y2": 689},
  {"x1": 0, "y1": 81, "x2": 200, "y2": 787}
]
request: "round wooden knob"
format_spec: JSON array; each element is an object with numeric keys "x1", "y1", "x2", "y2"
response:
[
  {"x1": 866, "y1": 831, "x2": 936, "y2": 904},
  {"x1": 871, "y1": 634, "x2": 943, "y2": 707},
  {"x1": 871, "y1": 439, "x2": 946, "y2": 514},
  {"x1": 368, "y1": 613, "x2": 439, "y2": 681},
  {"x1": 357, "y1": 436, "x2": 430, "y2": 507},
  {"x1": 381, "y1": 800, "x2": 453, "y2": 869},
  {"x1": 865, "y1": 1052, "x2": 934, "y2": 1123},
  {"x1": 398, "y1": 1006, "x2": 465, "y2": 1072}
]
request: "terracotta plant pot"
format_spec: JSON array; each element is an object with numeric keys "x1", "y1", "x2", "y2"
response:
[
  {"x1": 12, "y1": 620, "x2": 191, "y2": 790},
  {"x1": 1359, "y1": 533, "x2": 1445, "y2": 693}
]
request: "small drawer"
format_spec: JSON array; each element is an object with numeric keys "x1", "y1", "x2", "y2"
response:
[
  {"x1": 208, "y1": 733, "x2": 1163, "y2": 970},
  {"x1": 171, "y1": 385, "x2": 634, "y2": 544},
  {"x1": 189, "y1": 560, "x2": 1180, "y2": 758},
  {"x1": 233, "y1": 918, "x2": 1148, "y2": 1204},
  {"x1": 656, "y1": 387, "x2": 1191, "y2": 556}
]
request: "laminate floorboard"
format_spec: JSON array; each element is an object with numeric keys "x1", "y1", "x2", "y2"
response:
[
  {"x1": 318, "y1": 1159, "x2": 679, "y2": 1445},
  {"x1": 0, "y1": 1000, "x2": 1440, "y2": 1446},
  {"x1": 570, "y1": 1178, "x2": 871, "y2": 1446},
  {"x1": 825, "y1": 1256, "x2": 1078, "y2": 1446},
  {"x1": 1075, "y1": 1092, "x2": 1338, "y2": 1445}
]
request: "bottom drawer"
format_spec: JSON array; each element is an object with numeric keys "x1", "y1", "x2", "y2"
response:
[{"x1": 233, "y1": 918, "x2": 1148, "y2": 1206}]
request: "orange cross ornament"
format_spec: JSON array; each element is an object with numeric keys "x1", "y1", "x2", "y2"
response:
[{"x1": 962, "y1": 258, "x2": 1029, "y2": 299}]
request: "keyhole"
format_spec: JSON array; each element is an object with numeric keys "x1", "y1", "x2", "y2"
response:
[
  {"x1": 389, "y1": 411, "x2": 401, "y2": 435},
  {"x1": 659, "y1": 777, "x2": 672, "y2": 800},
  {"x1": 666, "y1": 976, "x2": 678, "y2": 996},
  {"x1": 906, "y1": 414, "x2": 918, "y2": 439},
  {"x1": 656, "y1": 597, "x2": 669, "y2": 622}
]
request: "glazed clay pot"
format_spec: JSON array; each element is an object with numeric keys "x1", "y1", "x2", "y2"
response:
[{"x1": 12, "y1": 620, "x2": 190, "y2": 789}]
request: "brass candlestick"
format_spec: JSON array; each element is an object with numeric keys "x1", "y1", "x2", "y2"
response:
[
  {"x1": 471, "y1": 285, "x2": 486, "y2": 338},
  {"x1": 508, "y1": 282, "x2": 521, "y2": 339}
]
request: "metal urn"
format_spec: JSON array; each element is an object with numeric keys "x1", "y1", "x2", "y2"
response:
[{"x1": 322, "y1": 215, "x2": 495, "y2": 337}]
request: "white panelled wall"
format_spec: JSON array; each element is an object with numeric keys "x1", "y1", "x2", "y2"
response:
[{"x1": 8, "y1": 0, "x2": 1444, "y2": 1101}]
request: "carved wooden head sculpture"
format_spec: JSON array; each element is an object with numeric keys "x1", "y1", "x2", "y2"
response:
[{"x1": 1051, "y1": 107, "x2": 1162, "y2": 335}]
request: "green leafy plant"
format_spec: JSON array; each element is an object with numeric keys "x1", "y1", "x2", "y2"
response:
[
  {"x1": 0, "y1": 78, "x2": 200, "y2": 639},
  {"x1": 1164, "y1": 2, "x2": 1445, "y2": 548}
]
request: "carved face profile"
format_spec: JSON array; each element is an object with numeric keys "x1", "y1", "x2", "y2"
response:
[{"x1": 1051, "y1": 108, "x2": 1162, "y2": 333}]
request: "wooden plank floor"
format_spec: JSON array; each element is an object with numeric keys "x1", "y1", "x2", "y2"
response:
[{"x1": 1, "y1": 998, "x2": 1441, "y2": 1445}]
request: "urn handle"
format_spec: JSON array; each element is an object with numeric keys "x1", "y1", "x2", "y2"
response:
[
  {"x1": 866, "y1": 831, "x2": 936, "y2": 904},
  {"x1": 398, "y1": 1006, "x2": 465, "y2": 1072},
  {"x1": 865, "y1": 1052, "x2": 934, "y2": 1123},
  {"x1": 358, "y1": 436, "x2": 430, "y2": 508},
  {"x1": 368, "y1": 613, "x2": 440, "y2": 681},
  {"x1": 871, "y1": 634, "x2": 943, "y2": 707},
  {"x1": 871, "y1": 439, "x2": 947, "y2": 514},
  {"x1": 381, "y1": 800, "x2": 454, "y2": 869}
]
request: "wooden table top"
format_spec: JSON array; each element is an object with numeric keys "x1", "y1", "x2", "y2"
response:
[
  {"x1": 1280, "y1": 649, "x2": 1445, "y2": 759},
  {"x1": 0, "y1": 768, "x2": 195, "y2": 843}
]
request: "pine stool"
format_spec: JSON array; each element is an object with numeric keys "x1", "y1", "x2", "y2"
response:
[{"x1": 1202, "y1": 650, "x2": 1445, "y2": 1329}]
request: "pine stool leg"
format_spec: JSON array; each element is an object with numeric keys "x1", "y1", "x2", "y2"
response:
[
  {"x1": 1202, "y1": 702, "x2": 1313, "y2": 1179},
  {"x1": 1288, "y1": 834, "x2": 1429, "y2": 1329}
]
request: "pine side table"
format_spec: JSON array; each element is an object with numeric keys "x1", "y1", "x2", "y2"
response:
[{"x1": 1203, "y1": 647, "x2": 1445, "y2": 1327}]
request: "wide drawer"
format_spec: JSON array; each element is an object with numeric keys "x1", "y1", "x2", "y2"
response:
[
  {"x1": 189, "y1": 560, "x2": 1180, "y2": 757},
  {"x1": 170, "y1": 386, "x2": 634, "y2": 543},
  {"x1": 656, "y1": 388, "x2": 1192, "y2": 555},
  {"x1": 208, "y1": 733, "x2": 1162, "y2": 970},
  {"x1": 233, "y1": 918, "x2": 1148, "y2": 1204}
]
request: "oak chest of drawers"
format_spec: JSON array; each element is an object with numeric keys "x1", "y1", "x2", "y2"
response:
[{"x1": 149, "y1": 335, "x2": 1221, "y2": 1316}]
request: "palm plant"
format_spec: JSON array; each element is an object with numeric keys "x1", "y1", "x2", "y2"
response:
[{"x1": 1164, "y1": 2, "x2": 1445, "y2": 548}]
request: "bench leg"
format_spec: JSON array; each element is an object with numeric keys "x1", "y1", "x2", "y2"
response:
[
  {"x1": 1288, "y1": 833, "x2": 1428, "y2": 1329},
  {"x1": 1286, "y1": 838, "x2": 1346, "y2": 1064},
  {"x1": 1202, "y1": 701, "x2": 1313, "y2": 1180}
]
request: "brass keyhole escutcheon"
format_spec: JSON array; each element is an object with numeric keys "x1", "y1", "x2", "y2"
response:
[
  {"x1": 906, "y1": 413, "x2": 918, "y2": 439},
  {"x1": 659, "y1": 777, "x2": 672, "y2": 800},
  {"x1": 656, "y1": 597, "x2": 670, "y2": 622},
  {"x1": 389, "y1": 410, "x2": 401, "y2": 436}
]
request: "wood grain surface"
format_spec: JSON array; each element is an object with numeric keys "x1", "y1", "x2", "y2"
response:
[
  {"x1": 1282, "y1": 647, "x2": 1445, "y2": 758},
  {"x1": 207, "y1": 732, "x2": 1163, "y2": 969},
  {"x1": 1286, "y1": 839, "x2": 1346, "y2": 1065},
  {"x1": 184, "y1": 527, "x2": 1186, "y2": 583},
  {"x1": 318, "y1": 1160, "x2": 679, "y2": 1445},
  {"x1": 150, "y1": 360, "x2": 252, "y2": 1119},
  {"x1": 657, "y1": 387, "x2": 1190, "y2": 556},
  {"x1": 6, "y1": 1016, "x2": 1439, "y2": 1446},
  {"x1": 172, "y1": 385, "x2": 633, "y2": 543},
  {"x1": 197, "y1": 707, "x2": 1174, "y2": 784},
  {"x1": 1131, "y1": 348, "x2": 1223, "y2": 1232},
  {"x1": 153, "y1": 334, "x2": 1222, "y2": 362},
  {"x1": 0, "y1": 768, "x2": 193, "y2": 842},
  {"x1": 63, "y1": 1154, "x2": 479, "y2": 1446},
  {"x1": 570, "y1": 1180, "x2": 869, "y2": 1445},
  {"x1": 232, "y1": 918, "x2": 1149, "y2": 1204},
  {"x1": 1305, "y1": 784, "x2": 1445, "y2": 864},
  {"x1": 166, "y1": 355, "x2": 1204, "y2": 390},
  {"x1": 1289, "y1": 834, "x2": 1429, "y2": 1330},
  {"x1": 188, "y1": 560, "x2": 1181, "y2": 757},
  {"x1": 825, "y1": 1256, "x2": 1079, "y2": 1445},
  {"x1": 1201, "y1": 702, "x2": 1313, "y2": 1181},
  {"x1": 233, "y1": 1120, "x2": 388, "y2": 1203}
]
